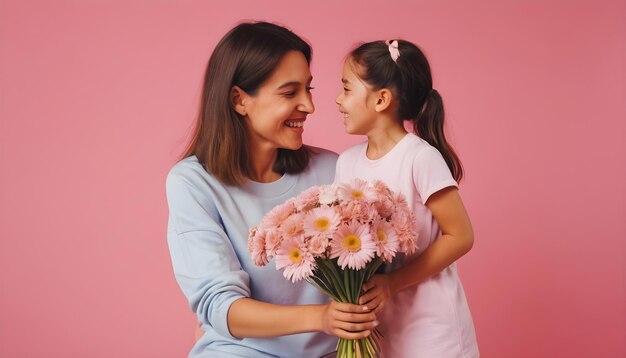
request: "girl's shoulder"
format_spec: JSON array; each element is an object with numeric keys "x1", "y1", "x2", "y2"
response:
[
  {"x1": 337, "y1": 141, "x2": 367, "y2": 162},
  {"x1": 404, "y1": 133, "x2": 446, "y2": 162}
]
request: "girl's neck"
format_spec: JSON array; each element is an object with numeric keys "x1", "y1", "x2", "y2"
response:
[{"x1": 366, "y1": 122, "x2": 408, "y2": 160}]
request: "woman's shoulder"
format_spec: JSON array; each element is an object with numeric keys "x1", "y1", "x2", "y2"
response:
[
  {"x1": 166, "y1": 156, "x2": 223, "y2": 193},
  {"x1": 305, "y1": 145, "x2": 339, "y2": 168},
  {"x1": 300, "y1": 146, "x2": 338, "y2": 185},
  {"x1": 167, "y1": 156, "x2": 204, "y2": 180}
]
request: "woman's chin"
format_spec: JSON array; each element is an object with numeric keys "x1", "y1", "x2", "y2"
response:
[
  {"x1": 285, "y1": 143, "x2": 303, "y2": 151},
  {"x1": 279, "y1": 139, "x2": 303, "y2": 151}
]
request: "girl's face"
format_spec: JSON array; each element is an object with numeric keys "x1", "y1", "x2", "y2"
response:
[
  {"x1": 242, "y1": 51, "x2": 314, "y2": 152},
  {"x1": 335, "y1": 59, "x2": 377, "y2": 135}
]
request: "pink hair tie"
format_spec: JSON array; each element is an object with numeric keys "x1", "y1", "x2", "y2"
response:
[{"x1": 386, "y1": 40, "x2": 400, "y2": 62}]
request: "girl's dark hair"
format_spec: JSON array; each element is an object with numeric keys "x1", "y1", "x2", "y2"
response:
[
  {"x1": 182, "y1": 21, "x2": 312, "y2": 185},
  {"x1": 350, "y1": 40, "x2": 463, "y2": 182}
]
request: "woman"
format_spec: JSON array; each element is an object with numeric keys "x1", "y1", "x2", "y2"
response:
[{"x1": 166, "y1": 21, "x2": 378, "y2": 357}]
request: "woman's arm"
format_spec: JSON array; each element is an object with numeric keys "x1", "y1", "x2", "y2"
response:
[
  {"x1": 228, "y1": 298, "x2": 377, "y2": 339},
  {"x1": 360, "y1": 187, "x2": 473, "y2": 310},
  {"x1": 168, "y1": 165, "x2": 377, "y2": 341}
]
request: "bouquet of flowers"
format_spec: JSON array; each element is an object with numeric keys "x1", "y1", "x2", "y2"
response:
[{"x1": 248, "y1": 178, "x2": 419, "y2": 358}]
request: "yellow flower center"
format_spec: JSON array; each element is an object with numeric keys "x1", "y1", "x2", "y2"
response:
[
  {"x1": 289, "y1": 248, "x2": 302, "y2": 264},
  {"x1": 343, "y1": 235, "x2": 361, "y2": 252},
  {"x1": 351, "y1": 190, "x2": 364, "y2": 199},
  {"x1": 377, "y1": 228, "x2": 386, "y2": 242},
  {"x1": 314, "y1": 217, "x2": 330, "y2": 231}
]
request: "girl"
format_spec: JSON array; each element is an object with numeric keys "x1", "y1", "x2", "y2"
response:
[
  {"x1": 334, "y1": 40, "x2": 479, "y2": 357},
  {"x1": 166, "y1": 22, "x2": 378, "y2": 358}
]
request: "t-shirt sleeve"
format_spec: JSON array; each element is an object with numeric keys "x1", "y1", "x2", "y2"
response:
[
  {"x1": 412, "y1": 146, "x2": 458, "y2": 204},
  {"x1": 334, "y1": 154, "x2": 343, "y2": 184},
  {"x1": 165, "y1": 166, "x2": 250, "y2": 340}
]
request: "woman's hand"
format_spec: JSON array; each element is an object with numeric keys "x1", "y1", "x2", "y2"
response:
[
  {"x1": 359, "y1": 274, "x2": 394, "y2": 315},
  {"x1": 194, "y1": 321, "x2": 203, "y2": 341},
  {"x1": 320, "y1": 301, "x2": 378, "y2": 339}
]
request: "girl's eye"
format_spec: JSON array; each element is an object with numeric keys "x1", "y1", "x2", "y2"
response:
[
  {"x1": 306, "y1": 86, "x2": 315, "y2": 92},
  {"x1": 283, "y1": 91, "x2": 296, "y2": 97},
  {"x1": 343, "y1": 87, "x2": 350, "y2": 92}
]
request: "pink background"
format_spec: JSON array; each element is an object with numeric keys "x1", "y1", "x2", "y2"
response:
[{"x1": 1, "y1": 0, "x2": 625, "y2": 357}]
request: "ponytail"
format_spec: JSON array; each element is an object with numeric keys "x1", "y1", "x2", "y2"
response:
[
  {"x1": 349, "y1": 40, "x2": 464, "y2": 182},
  {"x1": 412, "y1": 89, "x2": 463, "y2": 182}
]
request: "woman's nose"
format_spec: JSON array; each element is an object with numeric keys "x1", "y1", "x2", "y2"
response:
[{"x1": 297, "y1": 95, "x2": 315, "y2": 114}]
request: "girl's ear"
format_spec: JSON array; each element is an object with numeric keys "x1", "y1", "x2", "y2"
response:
[
  {"x1": 231, "y1": 86, "x2": 248, "y2": 116},
  {"x1": 374, "y1": 88, "x2": 393, "y2": 112}
]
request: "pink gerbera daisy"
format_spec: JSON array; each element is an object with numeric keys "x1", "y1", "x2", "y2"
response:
[
  {"x1": 261, "y1": 201, "x2": 296, "y2": 228},
  {"x1": 372, "y1": 218, "x2": 400, "y2": 262},
  {"x1": 279, "y1": 213, "x2": 304, "y2": 238},
  {"x1": 371, "y1": 181, "x2": 395, "y2": 218},
  {"x1": 275, "y1": 236, "x2": 316, "y2": 282},
  {"x1": 337, "y1": 178, "x2": 378, "y2": 203},
  {"x1": 375, "y1": 196, "x2": 395, "y2": 219},
  {"x1": 392, "y1": 191, "x2": 409, "y2": 209},
  {"x1": 318, "y1": 184, "x2": 339, "y2": 205},
  {"x1": 337, "y1": 200, "x2": 376, "y2": 224},
  {"x1": 330, "y1": 221, "x2": 376, "y2": 270},
  {"x1": 308, "y1": 235, "x2": 330, "y2": 256},
  {"x1": 304, "y1": 206, "x2": 341, "y2": 238},
  {"x1": 391, "y1": 210, "x2": 418, "y2": 255},
  {"x1": 294, "y1": 186, "x2": 320, "y2": 211},
  {"x1": 372, "y1": 180, "x2": 393, "y2": 199},
  {"x1": 248, "y1": 227, "x2": 268, "y2": 266},
  {"x1": 264, "y1": 228, "x2": 283, "y2": 258}
]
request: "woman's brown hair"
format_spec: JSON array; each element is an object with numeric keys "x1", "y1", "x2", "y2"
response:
[{"x1": 182, "y1": 21, "x2": 312, "y2": 185}]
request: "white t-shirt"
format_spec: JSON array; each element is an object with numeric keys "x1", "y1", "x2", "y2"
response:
[{"x1": 335, "y1": 133, "x2": 479, "y2": 358}]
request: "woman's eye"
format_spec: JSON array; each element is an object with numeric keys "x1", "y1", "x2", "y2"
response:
[
  {"x1": 306, "y1": 86, "x2": 315, "y2": 92},
  {"x1": 283, "y1": 91, "x2": 296, "y2": 97}
]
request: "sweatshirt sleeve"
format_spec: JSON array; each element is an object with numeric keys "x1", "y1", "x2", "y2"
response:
[
  {"x1": 412, "y1": 146, "x2": 458, "y2": 204},
  {"x1": 165, "y1": 166, "x2": 250, "y2": 340}
]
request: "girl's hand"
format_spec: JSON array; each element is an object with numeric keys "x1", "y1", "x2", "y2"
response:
[
  {"x1": 320, "y1": 300, "x2": 378, "y2": 339},
  {"x1": 359, "y1": 274, "x2": 394, "y2": 314}
]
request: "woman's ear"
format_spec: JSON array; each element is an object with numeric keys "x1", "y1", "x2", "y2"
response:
[
  {"x1": 374, "y1": 88, "x2": 393, "y2": 113},
  {"x1": 231, "y1": 86, "x2": 248, "y2": 116}
]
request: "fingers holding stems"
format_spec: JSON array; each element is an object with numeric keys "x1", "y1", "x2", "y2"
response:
[
  {"x1": 359, "y1": 274, "x2": 394, "y2": 315},
  {"x1": 321, "y1": 301, "x2": 379, "y2": 339}
]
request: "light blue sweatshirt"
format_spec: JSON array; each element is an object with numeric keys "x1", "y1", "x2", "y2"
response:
[{"x1": 166, "y1": 147, "x2": 338, "y2": 358}]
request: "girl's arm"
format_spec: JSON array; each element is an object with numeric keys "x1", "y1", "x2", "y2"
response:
[
  {"x1": 360, "y1": 187, "x2": 473, "y2": 311},
  {"x1": 228, "y1": 298, "x2": 377, "y2": 339},
  {"x1": 390, "y1": 186, "x2": 473, "y2": 289}
]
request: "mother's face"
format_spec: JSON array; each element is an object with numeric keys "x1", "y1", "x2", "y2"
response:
[{"x1": 235, "y1": 51, "x2": 314, "y2": 152}]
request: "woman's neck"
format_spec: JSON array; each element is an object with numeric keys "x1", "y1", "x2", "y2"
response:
[
  {"x1": 366, "y1": 122, "x2": 408, "y2": 160},
  {"x1": 249, "y1": 145, "x2": 281, "y2": 183}
]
